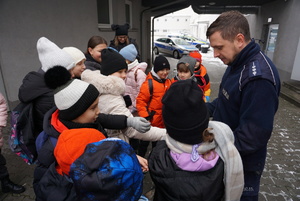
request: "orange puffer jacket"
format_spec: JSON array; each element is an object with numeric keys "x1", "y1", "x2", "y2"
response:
[
  {"x1": 195, "y1": 64, "x2": 211, "y2": 96},
  {"x1": 136, "y1": 72, "x2": 172, "y2": 128}
]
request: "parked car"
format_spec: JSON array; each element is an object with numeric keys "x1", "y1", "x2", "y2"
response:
[
  {"x1": 167, "y1": 34, "x2": 210, "y2": 50},
  {"x1": 153, "y1": 37, "x2": 199, "y2": 59}
]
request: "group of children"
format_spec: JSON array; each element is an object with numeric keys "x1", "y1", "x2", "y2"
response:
[{"x1": 0, "y1": 22, "x2": 244, "y2": 200}]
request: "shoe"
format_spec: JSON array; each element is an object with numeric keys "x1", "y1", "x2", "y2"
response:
[{"x1": 1, "y1": 179, "x2": 25, "y2": 194}]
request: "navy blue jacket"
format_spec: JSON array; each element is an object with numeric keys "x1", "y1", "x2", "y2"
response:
[{"x1": 206, "y1": 40, "x2": 280, "y2": 172}]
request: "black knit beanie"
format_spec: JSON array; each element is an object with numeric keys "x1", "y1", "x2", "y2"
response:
[
  {"x1": 100, "y1": 48, "x2": 128, "y2": 76},
  {"x1": 111, "y1": 23, "x2": 130, "y2": 36},
  {"x1": 162, "y1": 79, "x2": 209, "y2": 145},
  {"x1": 153, "y1": 55, "x2": 170, "y2": 73}
]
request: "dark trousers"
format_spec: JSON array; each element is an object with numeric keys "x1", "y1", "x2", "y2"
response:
[
  {"x1": 138, "y1": 140, "x2": 157, "y2": 157},
  {"x1": 0, "y1": 150, "x2": 9, "y2": 180},
  {"x1": 240, "y1": 170, "x2": 262, "y2": 201},
  {"x1": 129, "y1": 138, "x2": 140, "y2": 153}
]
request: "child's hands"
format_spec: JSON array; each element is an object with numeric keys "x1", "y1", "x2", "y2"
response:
[
  {"x1": 136, "y1": 154, "x2": 149, "y2": 172},
  {"x1": 203, "y1": 150, "x2": 217, "y2": 161},
  {"x1": 127, "y1": 117, "x2": 151, "y2": 133}
]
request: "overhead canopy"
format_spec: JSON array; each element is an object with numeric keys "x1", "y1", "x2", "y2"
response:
[{"x1": 142, "y1": 0, "x2": 277, "y2": 15}]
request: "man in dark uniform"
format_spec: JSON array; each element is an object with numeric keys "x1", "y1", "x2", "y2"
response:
[{"x1": 206, "y1": 10, "x2": 281, "y2": 201}]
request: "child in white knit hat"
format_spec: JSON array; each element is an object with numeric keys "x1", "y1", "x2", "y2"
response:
[
  {"x1": 63, "y1": 47, "x2": 86, "y2": 79},
  {"x1": 18, "y1": 37, "x2": 77, "y2": 154}
]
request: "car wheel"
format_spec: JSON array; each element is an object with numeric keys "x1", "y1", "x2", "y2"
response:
[
  {"x1": 196, "y1": 44, "x2": 202, "y2": 50},
  {"x1": 153, "y1": 47, "x2": 159, "y2": 55},
  {"x1": 173, "y1": 50, "x2": 180, "y2": 59}
]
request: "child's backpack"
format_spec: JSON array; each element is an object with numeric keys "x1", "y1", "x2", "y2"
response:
[
  {"x1": 9, "y1": 102, "x2": 37, "y2": 165},
  {"x1": 35, "y1": 130, "x2": 58, "y2": 154}
]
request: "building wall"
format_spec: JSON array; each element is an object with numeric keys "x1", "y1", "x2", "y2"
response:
[
  {"x1": 258, "y1": 0, "x2": 300, "y2": 81},
  {"x1": 0, "y1": 0, "x2": 142, "y2": 108},
  {"x1": 153, "y1": 15, "x2": 191, "y2": 39}
]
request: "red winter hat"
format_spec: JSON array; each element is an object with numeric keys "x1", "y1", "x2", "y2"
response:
[
  {"x1": 54, "y1": 128, "x2": 106, "y2": 175},
  {"x1": 189, "y1": 51, "x2": 202, "y2": 63}
]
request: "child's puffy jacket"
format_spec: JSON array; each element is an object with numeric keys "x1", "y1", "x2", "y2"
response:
[
  {"x1": 124, "y1": 60, "x2": 147, "y2": 113},
  {"x1": 81, "y1": 70, "x2": 166, "y2": 143},
  {"x1": 136, "y1": 71, "x2": 172, "y2": 128},
  {"x1": 195, "y1": 64, "x2": 211, "y2": 101}
]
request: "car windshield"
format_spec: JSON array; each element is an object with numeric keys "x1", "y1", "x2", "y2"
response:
[
  {"x1": 189, "y1": 36, "x2": 199, "y2": 41},
  {"x1": 173, "y1": 38, "x2": 190, "y2": 45}
]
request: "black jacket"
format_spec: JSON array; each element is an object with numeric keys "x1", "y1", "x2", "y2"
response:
[
  {"x1": 149, "y1": 141, "x2": 225, "y2": 201},
  {"x1": 18, "y1": 69, "x2": 54, "y2": 134},
  {"x1": 38, "y1": 163, "x2": 77, "y2": 201},
  {"x1": 84, "y1": 54, "x2": 102, "y2": 71}
]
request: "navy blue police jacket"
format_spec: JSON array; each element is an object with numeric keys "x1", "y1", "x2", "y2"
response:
[{"x1": 206, "y1": 39, "x2": 281, "y2": 172}]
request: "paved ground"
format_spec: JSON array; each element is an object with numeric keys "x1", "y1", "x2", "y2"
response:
[{"x1": 0, "y1": 50, "x2": 299, "y2": 200}]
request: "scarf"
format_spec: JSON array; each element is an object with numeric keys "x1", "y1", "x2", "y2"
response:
[{"x1": 166, "y1": 120, "x2": 244, "y2": 201}]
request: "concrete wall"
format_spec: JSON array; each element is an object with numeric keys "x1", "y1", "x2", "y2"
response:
[
  {"x1": 258, "y1": 0, "x2": 300, "y2": 81},
  {"x1": 0, "y1": 0, "x2": 142, "y2": 108}
]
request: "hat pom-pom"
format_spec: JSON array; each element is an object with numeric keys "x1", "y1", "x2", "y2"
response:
[
  {"x1": 124, "y1": 23, "x2": 130, "y2": 29},
  {"x1": 44, "y1": 66, "x2": 71, "y2": 89},
  {"x1": 111, "y1": 24, "x2": 118, "y2": 31}
]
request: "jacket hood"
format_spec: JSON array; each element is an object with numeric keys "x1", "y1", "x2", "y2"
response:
[
  {"x1": 18, "y1": 71, "x2": 53, "y2": 102},
  {"x1": 127, "y1": 60, "x2": 147, "y2": 72}
]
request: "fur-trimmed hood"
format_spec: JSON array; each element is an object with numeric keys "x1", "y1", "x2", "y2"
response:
[{"x1": 81, "y1": 70, "x2": 125, "y2": 96}]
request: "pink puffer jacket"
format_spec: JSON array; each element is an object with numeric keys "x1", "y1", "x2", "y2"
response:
[
  {"x1": 124, "y1": 60, "x2": 147, "y2": 113},
  {"x1": 0, "y1": 93, "x2": 8, "y2": 148}
]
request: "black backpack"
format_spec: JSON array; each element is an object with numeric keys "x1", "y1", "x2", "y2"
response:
[{"x1": 9, "y1": 102, "x2": 37, "y2": 164}]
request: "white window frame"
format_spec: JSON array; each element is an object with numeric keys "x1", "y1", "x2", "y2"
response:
[
  {"x1": 97, "y1": 0, "x2": 113, "y2": 29},
  {"x1": 125, "y1": 0, "x2": 133, "y2": 27}
]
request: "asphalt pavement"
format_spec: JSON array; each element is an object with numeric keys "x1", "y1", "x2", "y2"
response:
[{"x1": 0, "y1": 49, "x2": 299, "y2": 201}]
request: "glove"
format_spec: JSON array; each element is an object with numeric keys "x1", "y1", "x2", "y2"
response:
[
  {"x1": 123, "y1": 95, "x2": 132, "y2": 108},
  {"x1": 127, "y1": 117, "x2": 151, "y2": 133}
]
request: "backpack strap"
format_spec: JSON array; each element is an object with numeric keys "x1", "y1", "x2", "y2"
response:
[
  {"x1": 146, "y1": 79, "x2": 156, "y2": 120},
  {"x1": 148, "y1": 79, "x2": 153, "y2": 108}
]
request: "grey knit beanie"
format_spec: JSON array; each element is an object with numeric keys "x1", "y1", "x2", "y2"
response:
[{"x1": 177, "y1": 55, "x2": 197, "y2": 74}]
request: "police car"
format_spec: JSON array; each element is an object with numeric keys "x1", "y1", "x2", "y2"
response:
[{"x1": 153, "y1": 37, "x2": 199, "y2": 59}]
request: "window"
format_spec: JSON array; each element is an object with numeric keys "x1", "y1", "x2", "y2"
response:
[
  {"x1": 125, "y1": 0, "x2": 132, "y2": 26},
  {"x1": 157, "y1": 38, "x2": 166, "y2": 42},
  {"x1": 97, "y1": 0, "x2": 112, "y2": 28}
]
